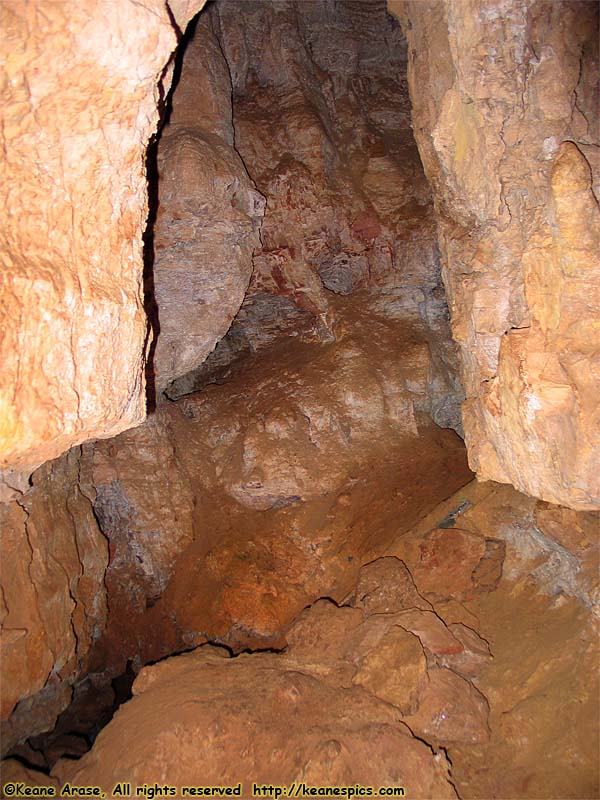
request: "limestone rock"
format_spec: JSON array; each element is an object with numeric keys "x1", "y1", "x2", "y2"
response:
[
  {"x1": 442, "y1": 623, "x2": 493, "y2": 679},
  {"x1": 392, "y1": 609, "x2": 464, "y2": 659},
  {"x1": 0, "y1": 300, "x2": 472, "y2": 753},
  {"x1": 534, "y1": 501, "x2": 599, "y2": 557},
  {"x1": 0, "y1": 449, "x2": 107, "y2": 736},
  {"x1": 393, "y1": 0, "x2": 600, "y2": 509},
  {"x1": 152, "y1": 14, "x2": 265, "y2": 393},
  {"x1": 53, "y1": 643, "x2": 458, "y2": 798},
  {"x1": 0, "y1": 0, "x2": 205, "y2": 473},
  {"x1": 347, "y1": 556, "x2": 432, "y2": 614},
  {"x1": 403, "y1": 667, "x2": 491, "y2": 745},
  {"x1": 352, "y1": 626, "x2": 428, "y2": 715},
  {"x1": 411, "y1": 527, "x2": 501, "y2": 602},
  {"x1": 84, "y1": 300, "x2": 470, "y2": 657},
  {"x1": 211, "y1": 0, "x2": 464, "y2": 432}
]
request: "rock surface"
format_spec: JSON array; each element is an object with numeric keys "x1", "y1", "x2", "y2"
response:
[
  {"x1": 152, "y1": 13, "x2": 265, "y2": 393},
  {"x1": 52, "y1": 589, "x2": 495, "y2": 795},
  {"x1": 392, "y1": 0, "x2": 600, "y2": 509},
  {"x1": 386, "y1": 479, "x2": 599, "y2": 799},
  {"x1": 0, "y1": 449, "x2": 107, "y2": 745},
  {"x1": 88, "y1": 296, "x2": 471, "y2": 662},
  {"x1": 0, "y1": 0, "x2": 204, "y2": 474},
  {"x1": 171, "y1": 0, "x2": 465, "y2": 433},
  {"x1": 0, "y1": 296, "x2": 472, "y2": 754},
  {"x1": 2, "y1": 460, "x2": 598, "y2": 796},
  {"x1": 53, "y1": 623, "x2": 458, "y2": 798}
]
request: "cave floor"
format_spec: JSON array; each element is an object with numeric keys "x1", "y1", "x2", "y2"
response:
[
  {"x1": 2, "y1": 295, "x2": 599, "y2": 798},
  {"x1": 386, "y1": 479, "x2": 599, "y2": 799},
  {"x1": 5, "y1": 479, "x2": 598, "y2": 800}
]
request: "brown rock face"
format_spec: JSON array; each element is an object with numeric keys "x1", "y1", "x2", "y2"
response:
[
  {"x1": 392, "y1": 0, "x2": 600, "y2": 509},
  {"x1": 88, "y1": 297, "x2": 471, "y2": 661},
  {"x1": 51, "y1": 600, "x2": 468, "y2": 798},
  {"x1": 0, "y1": 294, "x2": 472, "y2": 755},
  {"x1": 152, "y1": 14, "x2": 265, "y2": 393},
  {"x1": 0, "y1": 449, "x2": 107, "y2": 748},
  {"x1": 186, "y1": 0, "x2": 464, "y2": 433},
  {"x1": 0, "y1": 0, "x2": 205, "y2": 474}
]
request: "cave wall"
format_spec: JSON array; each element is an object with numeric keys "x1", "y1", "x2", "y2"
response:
[
  {"x1": 390, "y1": 0, "x2": 600, "y2": 509},
  {"x1": 2, "y1": 0, "x2": 599, "y2": 761},
  {"x1": 211, "y1": 0, "x2": 464, "y2": 431},
  {"x1": 0, "y1": 447, "x2": 107, "y2": 750},
  {"x1": 152, "y1": 13, "x2": 265, "y2": 393},
  {"x1": 0, "y1": 0, "x2": 205, "y2": 480}
]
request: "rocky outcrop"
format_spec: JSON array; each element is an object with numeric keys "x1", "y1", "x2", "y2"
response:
[
  {"x1": 4, "y1": 473, "x2": 598, "y2": 794},
  {"x1": 0, "y1": 0, "x2": 205, "y2": 475},
  {"x1": 391, "y1": 0, "x2": 600, "y2": 509},
  {"x1": 152, "y1": 13, "x2": 265, "y2": 393},
  {"x1": 51, "y1": 594, "x2": 485, "y2": 796},
  {"x1": 0, "y1": 448, "x2": 107, "y2": 751},
  {"x1": 1, "y1": 301, "x2": 472, "y2": 755},
  {"x1": 87, "y1": 297, "x2": 471, "y2": 660},
  {"x1": 197, "y1": 0, "x2": 465, "y2": 432}
]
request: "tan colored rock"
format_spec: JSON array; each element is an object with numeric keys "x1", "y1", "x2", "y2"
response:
[
  {"x1": 347, "y1": 556, "x2": 432, "y2": 614},
  {"x1": 83, "y1": 412, "x2": 196, "y2": 675},
  {"x1": 0, "y1": 0, "x2": 205, "y2": 473},
  {"x1": 442, "y1": 623, "x2": 493, "y2": 679},
  {"x1": 95, "y1": 299, "x2": 470, "y2": 653},
  {"x1": 393, "y1": 0, "x2": 600, "y2": 509},
  {"x1": 0, "y1": 449, "x2": 107, "y2": 733},
  {"x1": 534, "y1": 501, "x2": 599, "y2": 557},
  {"x1": 353, "y1": 626, "x2": 428, "y2": 715},
  {"x1": 392, "y1": 609, "x2": 464, "y2": 659},
  {"x1": 152, "y1": 13, "x2": 265, "y2": 393},
  {"x1": 53, "y1": 643, "x2": 457, "y2": 799},
  {"x1": 0, "y1": 292, "x2": 472, "y2": 752},
  {"x1": 403, "y1": 667, "x2": 491, "y2": 746}
]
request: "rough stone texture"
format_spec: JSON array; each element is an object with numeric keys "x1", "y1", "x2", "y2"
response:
[
  {"x1": 152, "y1": 13, "x2": 265, "y2": 393},
  {"x1": 386, "y1": 479, "x2": 599, "y2": 799},
  {"x1": 346, "y1": 556, "x2": 432, "y2": 614},
  {"x1": 50, "y1": 598, "x2": 483, "y2": 797},
  {"x1": 403, "y1": 666, "x2": 491, "y2": 745},
  {"x1": 164, "y1": 292, "x2": 319, "y2": 400},
  {"x1": 149, "y1": 297, "x2": 471, "y2": 652},
  {"x1": 198, "y1": 0, "x2": 465, "y2": 432},
  {"x1": 391, "y1": 0, "x2": 600, "y2": 509},
  {"x1": 85, "y1": 296, "x2": 471, "y2": 665},
  {"x1": 0, "y1": 0, "x2": 205, "y2": 474},
  {"x1": 2, "y1": 468, "x2": 598, "y2": 792},
  {"x1": 0, "y1": 298, "x2": 470, "y2": 755},
  {"x1": 0, "y1": 448, "x2": 107, "y2": 747},
  {"x1": 0, "y1": 293, "x2": 472, "y2": 756}
]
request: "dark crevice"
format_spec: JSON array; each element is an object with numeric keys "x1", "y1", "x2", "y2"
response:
[{"x1": 142, "y1": 12, "x2": 204, "y2": 413}]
